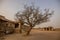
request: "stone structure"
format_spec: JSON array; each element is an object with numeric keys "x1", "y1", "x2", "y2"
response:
[
  {"x1": 0, "y1": 15, "x2": 18, "y2": 34},
  {"x1": 42, "y1": 27, "x2": 54, "y2": 31}
]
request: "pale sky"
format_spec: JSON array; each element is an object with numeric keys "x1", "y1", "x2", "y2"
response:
[{"x1": 0, "y1": 0, "x2": 60, "y2": 28}]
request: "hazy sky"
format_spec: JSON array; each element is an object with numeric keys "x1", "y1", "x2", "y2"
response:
[{"x1": 0, "y1": 0, "x2": 60, "y2": 28}]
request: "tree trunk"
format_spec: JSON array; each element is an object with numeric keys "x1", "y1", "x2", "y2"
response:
[
  {"x1": 19, "y1": 23, "x2": 22, "y2": 33},
  {"x1": 26, "y1": 27, "x2": 32, "y2": 35}
]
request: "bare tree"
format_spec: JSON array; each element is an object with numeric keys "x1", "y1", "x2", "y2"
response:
[{"x1": 15, "y1": 5, "x2": 54, "y2": 35}]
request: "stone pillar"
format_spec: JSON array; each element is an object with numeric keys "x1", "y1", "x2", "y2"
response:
[
  {"x1": 43, "y1": 28, "x2": 44, "y2": 31},
  {"x1": 15, "y1": 23, "x2": 20, "y2": 33},
  {"x1": 49, "y1": 28, "x2": 51, "y2": 31},
  {"x1": 52, "y1": 28, "x2": 53, "y2": 31},
  {"x1": 19, "y1": 23, "x2": 20, "y2": 29},
  {"x1": 46, "y1": 28, "x2": 47, "y2": 31}
]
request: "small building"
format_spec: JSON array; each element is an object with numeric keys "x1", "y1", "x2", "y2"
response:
[
  {"x1": 42, "y1": 26, "x2": 54, "y2": 31},
  {"x1": 0, "y1": 15, "x2": 18, "y2": 34}
]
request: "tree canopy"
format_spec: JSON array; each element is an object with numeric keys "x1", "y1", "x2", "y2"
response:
[{"x1": 15, "y1": 5, "x2": 54, "y2": 35}]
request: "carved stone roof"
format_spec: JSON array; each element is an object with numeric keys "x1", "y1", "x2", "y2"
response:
[{"x1": 0, "y1": 15, "x2": 16, "y2": 24}]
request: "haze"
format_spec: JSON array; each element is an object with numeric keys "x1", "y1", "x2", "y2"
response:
[{"x1": 0, "y1": 0, "x2": 60, "y2": 28}]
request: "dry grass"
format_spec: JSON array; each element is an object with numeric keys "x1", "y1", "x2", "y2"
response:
[{"x1": 4, "y1": 29, "x2": 60, "y2": 40}]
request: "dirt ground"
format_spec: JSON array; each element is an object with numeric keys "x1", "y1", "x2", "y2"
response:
[{"x1": 4, "y1": 29, "x2": 60, "y2": 40}]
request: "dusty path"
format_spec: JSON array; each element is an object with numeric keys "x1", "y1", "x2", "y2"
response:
[{"x1": 4, "y1": 30, "x2": 60, "y2": 40}]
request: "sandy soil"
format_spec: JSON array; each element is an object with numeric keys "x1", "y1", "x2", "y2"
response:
[{"x1": 4, "y1": 29, "x2": 60, "y2": 40}]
